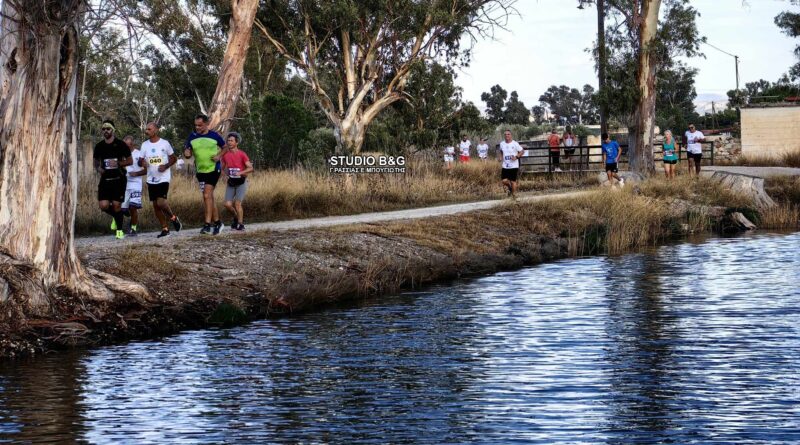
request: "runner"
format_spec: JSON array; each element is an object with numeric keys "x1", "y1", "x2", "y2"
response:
[
  {"x1": 142, "y1": 122, "x2": 182, "y2": 238},
  {"x1": 662, "y1": 129, "x2": 679, "y2": 180},
  {"x1": 93, "y1": 119, "x2": 131, "y2": 240},
  {"x1": 601, "y1": 132, "x2": 624, "y2": 187},
  {"x1": 221, "y1": 132, "x2": 254, "y2": 231},
  {"x1": 498, "y1": 129, "x2": 524, "y2": 198},
  {"x1": 684, "y1": 123, "x2": 706, "y2": 176},
  {"x1": 459, "y1": 135, "x2": 471, "y2": 163},
  {"x1": 184, "y1": 113, "x2": 227, "y2": 235},
  {"x1": 121, "y1": 135, "x2": 145, "y2": 236},
  {"x1": 547, "y1": 129, "x2": 562, "y2": 172},
  {"x1": 443, "y1": 143, "x2": 455, "y2": 172},
  {"x1": 477, "y1": 138, "x2": 490, "y2": 161}
]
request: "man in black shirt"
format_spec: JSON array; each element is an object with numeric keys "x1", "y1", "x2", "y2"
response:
[{"x1": 93, "y1": 119, "x2": 132, "y2": 239}]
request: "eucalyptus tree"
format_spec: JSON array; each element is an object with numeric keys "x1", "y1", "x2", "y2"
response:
[
  {"x1": 600, "y1": 0, "x2": 703, "y2": 174},
  {"x1": 256, "y1": 0, "x2": 516, "y2": 154},
  {"x1": 0, "y1": 0, "x2": 148, "y2": 316}
]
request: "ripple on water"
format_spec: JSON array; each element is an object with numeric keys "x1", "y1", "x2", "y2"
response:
[{"x1": 0, "y1": 232, "x2": 799, "y2": 444}]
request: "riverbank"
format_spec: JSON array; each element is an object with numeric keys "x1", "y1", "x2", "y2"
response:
[{"x1": 2, "y1": 176, "x2": 798, "y2": 357}]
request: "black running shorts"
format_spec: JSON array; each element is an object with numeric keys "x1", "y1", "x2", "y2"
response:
[
  {"x1": 605, "y1": 162, "x2": 619, "y2": 173},
  {"x1": 147, "y1": 182, "x2": 170, "y2": 201},
  {"x1": 501, "y1": 168, "x2": 519, "y2": 182},
  {"x1": 97, "y1": 177, "x2": 126, "y2": 203},
  {"x1": 196, "y1": 171, "x2": 221, "y2": 189}
]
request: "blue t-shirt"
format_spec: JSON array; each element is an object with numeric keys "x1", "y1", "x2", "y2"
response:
[{"x1": 602, "y1": 141, "x2": 620, "y2": 164}]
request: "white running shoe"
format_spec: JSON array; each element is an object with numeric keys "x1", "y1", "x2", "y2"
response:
[{"x1": 619, "y1": 178, "x2": 625, "y2": 187}]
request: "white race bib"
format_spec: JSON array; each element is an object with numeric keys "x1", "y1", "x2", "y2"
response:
[
  {"x1": 103, "y1": 158, "x2": 118, "y2": 169},
  {"x1": 228, "y1": 167, "x2": 241, "y2": 178}
]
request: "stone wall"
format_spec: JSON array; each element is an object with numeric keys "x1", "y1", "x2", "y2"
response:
[{"x1": 741, "y1": 106, "x2": 800, "y2": 158}]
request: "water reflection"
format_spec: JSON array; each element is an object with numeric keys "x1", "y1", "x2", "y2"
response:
[{"x1": 0, "y1": 232, "x2": 799, "y2": 444}]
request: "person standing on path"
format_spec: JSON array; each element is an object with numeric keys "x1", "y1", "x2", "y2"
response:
[
  {"x1": 121, "y1": 135, "x2": 145, "y2": 236},
  {"x1": 94, "y1": 119, "x2": 132, "y2": 240},
  {"x1": 662, "y1": 130, "x2": 679, "y2": 180},
  {"x1": 142, "y1": 122, "x2": 182, "y2": 238},
  {"x1": 601, "y1": 133, "x2": 624, "y2": 187},
  {"x1": 548, "y1": 129, "x2": 562, "y2": 172},
  {"x1": 184, "y1": 113, "x2": 227, "y2": 235},
  {"x1": 459, "y1": 135, "x2": 471, "y2": 163},
  {"x1": 498, "y1": 129, "x2": 524, "y2": 198},
  {"x1": 685, "y1": 124, "x2": 706, "y2": 177},
  {"x1": 221, "y1": 132, "x2": 254, "y2": 231},
  {"x1": 562, "y1": 128, "x2": 576, "y2": 169},
  {"x1": 477, "y1": 138, "x2": 490, "y2": 161}
]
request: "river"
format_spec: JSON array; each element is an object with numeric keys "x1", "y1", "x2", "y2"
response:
[{"x1": 1, "y1": 232, "x2": 799, "y2": 444}]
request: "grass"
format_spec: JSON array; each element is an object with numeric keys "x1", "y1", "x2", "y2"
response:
[
  {"x1": 717, "y1": 150, "x2": 800, "y2": 168},
  {"x1": 341, "y1": 178, "x2": 755, "y2": 257},
  {"x1": 761, "y1": 175, "x2": 800, "y2": 229},
  {"x1": 75, "y1": 159, "x2": 597, "y2": 235}
]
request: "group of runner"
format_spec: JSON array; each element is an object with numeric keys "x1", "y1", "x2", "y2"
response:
[
  {"x1": 443, "y1": 136, "x2": 491, "y2": 170},
  {"x1": 479, "y1": 124, "x2": 708, "y2": 195},
  {"x1": 93, "y1": 114, "x2": 254, "y2": 239}
]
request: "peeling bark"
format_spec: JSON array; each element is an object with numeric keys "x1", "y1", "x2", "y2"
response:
[
  {"x1": 0, "y1": 1, "x2": 148, "y2": 314},
  {"x1": 629, "y1": 0, "x2": 661, "y2": 176},
  {"x1": 207, "y1": 0, "x2": 260, "y2": 134}
]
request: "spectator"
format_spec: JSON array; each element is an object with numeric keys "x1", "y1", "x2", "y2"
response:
[{"x1": 547, "y1": 129, "x2": 562, "y2": 172}]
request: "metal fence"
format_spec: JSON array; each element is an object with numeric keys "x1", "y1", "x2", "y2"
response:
[{"x1": 514, "y1": 141, "x2": 716, "y2": 174}]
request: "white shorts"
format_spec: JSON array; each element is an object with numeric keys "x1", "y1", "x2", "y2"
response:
[
  {"x1": 444, "y1": 154, "x2": 454, "y2": 163},
  {"x1": 121, "y1": 185, "x2": 142, "y2": 210}
]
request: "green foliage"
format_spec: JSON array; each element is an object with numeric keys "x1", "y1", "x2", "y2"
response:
[
  {"x1": 775, "y1": 3, "x2": 800, "y2": 80},
  {"x1": 239, "y1": 95, "x2": 317, "y2": 167},
  {"x1": 599, "y1": 0, "x2": 705, "y2": 128},
  {"x1": 656, "y1": 60, "x2": 700, "y2": 132},
  {"x1": 727, "y1": 77, "x2": 800, "y2": 105},
  {"x1": 298, "y1": 128, "x2": 337, "y2": 168},
  {"x1": 504, "y1": 91, "x2": 530, "y2": 125},
  {"x1": 538, "y1": 84, "x2": 597, "y2": 125},
  {"x1": 481, "y1": 84, "x2": 508, "y2": 125}
]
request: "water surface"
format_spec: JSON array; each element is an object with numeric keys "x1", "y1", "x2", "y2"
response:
[{"x1": 1, "y1": 232, "x2": 799, "y2": 444}]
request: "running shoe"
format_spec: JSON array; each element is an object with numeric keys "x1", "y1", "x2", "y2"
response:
[
  {"x1": 619, "y1": 178, "x2": 625, "y2": 187},
  {"x1": 126, "y1": 227, "x2": 138, "y2": 237},
  {"x1": 200, "y1": 223, "x2": 212, "y2": 235},
  {"x1": 213, "y1": 221, "x2": 224, "y2": 235},
  {"x1": 171, "y1": 215, "x2": 182, "y2": 232},
  {"x1": 157, "y1": 229, "x2": 170, "y2": 238},
  {"x1": 115, "y1": 230, "x2": 125, "y2": 240},
  {"x1": 235, "y1": 223, "x2": 245, "y2": 231}
]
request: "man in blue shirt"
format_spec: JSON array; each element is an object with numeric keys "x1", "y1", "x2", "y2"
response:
[{"x1": 601, "y1": 133, "x2": 624, "y2": 187}]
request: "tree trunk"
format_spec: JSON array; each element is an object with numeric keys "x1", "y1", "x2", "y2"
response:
[
  {"x1": 597, "y1": 0, "x2": 608, "y2": 134},
  {"x1": 629, "y1": 0, "x2": 661, "y2": 176},
  {"x1": 0, "y1": 1, "x2": 147, "y2": 313},
  {"x1": 207, "y1": 0, "x2": 259, "y2": 134},
  {"x1": 336, "y1": 117, "x2": 367, "y2": 155}
]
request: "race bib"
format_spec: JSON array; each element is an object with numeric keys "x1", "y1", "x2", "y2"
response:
[
  {"x1": 103, "y1": 158, "x2": 118, "y2": 169},
  {"x1": 148, "y1": 156, "x2": 163, "y2": 165},
  {"x1": 130, "y1": 191, "x2": 141, "y2": 200},
  {"x1": 198, "y1": 182, "x2": 205, "y2": 193},
  {"x1": 228, "y1": 167, "x2": 241, "y2": 178}
]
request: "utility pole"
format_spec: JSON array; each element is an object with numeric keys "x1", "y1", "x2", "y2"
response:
[{"x1": 735, "y1": 55, "x2": 740, "y2": 102}]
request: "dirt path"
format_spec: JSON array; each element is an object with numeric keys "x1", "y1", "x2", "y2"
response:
[{"x1": 75, "y1": 190, "x2": 594, "y2": 249}]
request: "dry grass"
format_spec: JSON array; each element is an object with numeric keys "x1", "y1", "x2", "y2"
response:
[
  {"x1": 761, "y1": 175, "x2": 800, "y2": 229},
  {"x1": 718, "y1": 150, "x2": 800, "y2": 168},
  {"x1": 637, "y1": 175, "x2": 755, "y2": 208},
  {"x1": 76, "y1": 160, "x2": 596, "y2": 235}
]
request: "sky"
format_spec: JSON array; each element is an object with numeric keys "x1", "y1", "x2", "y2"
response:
[{"x1": 455, "y1": 0, "x2": 799, "y2": 114}]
